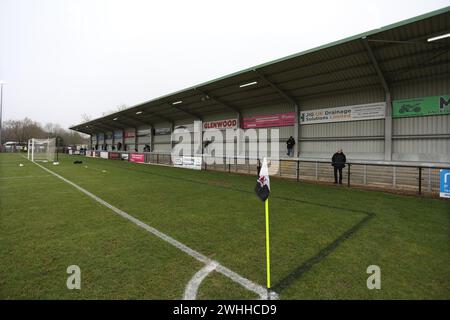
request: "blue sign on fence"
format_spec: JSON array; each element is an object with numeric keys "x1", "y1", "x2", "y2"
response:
[{"x1": 440, "y1": 170, "x2": 450, "y2": 198}]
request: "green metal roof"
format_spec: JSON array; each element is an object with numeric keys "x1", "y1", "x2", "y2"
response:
[{"x1": 71, "y1": 6, "x2": 450, "y2": 133}]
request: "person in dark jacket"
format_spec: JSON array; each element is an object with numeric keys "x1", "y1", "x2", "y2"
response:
[
  {"x1": 332, "y1": 149, "x2": 346, "y2": 184},
  {"x1": 286, "y1": 136, "x2": 295, "y2": 157}
]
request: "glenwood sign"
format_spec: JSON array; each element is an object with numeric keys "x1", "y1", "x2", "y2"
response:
[{"x1": 203, "y1": 119, "x2": 238, "y2": 131}]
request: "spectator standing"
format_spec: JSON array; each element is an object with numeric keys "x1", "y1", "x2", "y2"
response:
[
  {"x1": 286, "y1": 136, "x2": 296, "y2": 157},
  {"x1": 332, "y1": 149, "x2": 347, "y2": 184}
]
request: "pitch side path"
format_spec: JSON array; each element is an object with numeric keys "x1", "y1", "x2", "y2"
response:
[{"x1": 0, "y1": 153, "x2": 449, "y2": 299}]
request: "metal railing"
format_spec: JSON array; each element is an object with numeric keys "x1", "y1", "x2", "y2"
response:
[{"x1": 83, "y1": 150, "x2": 450, "y2": 197}]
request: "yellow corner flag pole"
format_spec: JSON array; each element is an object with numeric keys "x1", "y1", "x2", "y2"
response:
[{"x1": 265, "y1": 198, "x2": 271, "y2": 299}]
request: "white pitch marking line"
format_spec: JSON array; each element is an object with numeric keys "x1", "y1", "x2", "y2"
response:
[
  {"x1": 183, "y1": 261, "x2": 218, "y2": 300},
  {"x1": 0, "y1": 175, "x2": 50, "y2": 180},
  {"x1": 28, "y1": 158, "x2": 275, "y2": 300}
]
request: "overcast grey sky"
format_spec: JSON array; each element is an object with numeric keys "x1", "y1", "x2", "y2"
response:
[{"x1": 1, "y1": 0, "x2": 449, "y2": 129}]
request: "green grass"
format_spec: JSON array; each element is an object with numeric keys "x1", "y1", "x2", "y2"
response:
[{"x1": 0, "y1": 152, "x2": 449, "y2": 300}]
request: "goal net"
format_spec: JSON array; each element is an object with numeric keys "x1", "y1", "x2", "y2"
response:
[{"x1": 27, "y1": 138, "x2": 56, "y2": 162}]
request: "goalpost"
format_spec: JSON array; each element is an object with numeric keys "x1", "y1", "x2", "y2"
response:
[{"x1": 27, "y1": 138, "x2": 57, "y2": 162}]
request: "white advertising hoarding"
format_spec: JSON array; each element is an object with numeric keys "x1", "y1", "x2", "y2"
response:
[
  {"x1": 100, "y1": 151, "x2": 109, "y2": 159},
  {"x1": 300, "y1": 102, "x2": 386, "y2": 125},
  {"x1": 173, "y1": 156, "x2": 202, "y2": 170}
]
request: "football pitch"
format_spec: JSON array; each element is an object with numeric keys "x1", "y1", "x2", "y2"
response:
[{"x1": 0, "y1": 152, "x2": 449, "y2": 300}]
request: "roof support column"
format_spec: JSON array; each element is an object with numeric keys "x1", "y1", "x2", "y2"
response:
[
  {"x1": 235, "y1": 111, "x2": 241, "y2": 129},
  {"x1": 150, "y1": 125, "x2": 154, "y2": 152},
  {"x1": 362, "y1": 38, "x2": 392, "y2": 161},
  {"x1": 122, "y1": 129, "x2": 125, "y2": 151},
  {"x1": 294, "y1": 104, "x2": 299, "y2": 158},
  {"x1": 201, "y1": 121, "x2": 204, "y2": 156},
  {"x1": 112, "y1": 130, "x2": 115, "y2": 150},
  {"x1": 384, "y1": 92, "x2": 392, "y2": 161},
  {"x1": 135, "y1": 128, "x2": 138, "y2": 152},
  {"x1": 236, "y1": 112, "x2": 242, "y2": 159},
  {"x1": 170, "y1": 122, "x2": 174, "y2": 153}
]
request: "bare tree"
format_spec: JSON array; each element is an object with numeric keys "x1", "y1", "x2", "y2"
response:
[
  {"x1": 3, "y1": 118, "x2": 46, "y2": 143},
  {"x1": 117, "y1": 104, "x2": 128, "y2": 111},
  {"x1": 80, "y1": 113, "x2": 92, "y2": 123},
  {"x1": 102, "y1": 104, "x2": 129, "y2": 116},
  {"x1": 1, "y1": 118, "x2": 88, "y2": 146}
]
